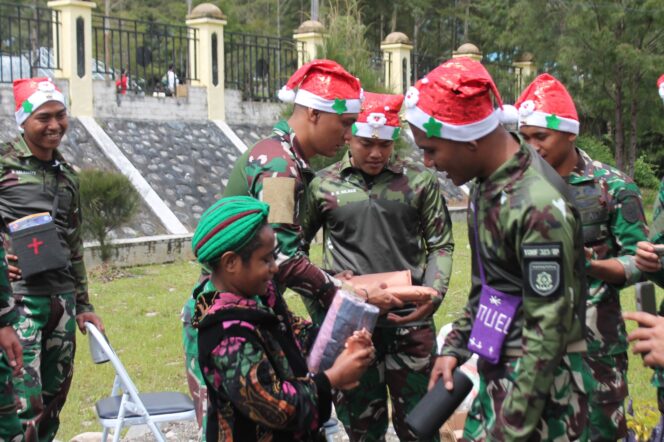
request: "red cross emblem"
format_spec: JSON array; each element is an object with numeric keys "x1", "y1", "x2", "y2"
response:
[{"x1": 28, "y1": 237, "x2": 44, "y2": 255}]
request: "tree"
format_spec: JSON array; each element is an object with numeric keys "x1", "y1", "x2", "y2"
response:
[
  {"x1": 80, "y1": 169, "x2": 139, "y2": 263},
  {"x1": 506, "y1": 0, "x2": 664, "y2": 176}
]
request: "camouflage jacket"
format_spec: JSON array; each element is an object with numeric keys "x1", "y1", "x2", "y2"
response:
[
  {"x1": 645, "y1": 178, "x2": 664, "y2": 289},
  {"x1": 567, "y1": 148, "x2": 648, "y2": 356},
  {"x1": 652, "y1": 178, "x2": 664, "y2": 246},
  {"x1": 223, "y1": 121, "x2": 340, "y2": 306},
  {"x1": 648, "y1": 178, "x2": 664, "y2": 406},
  {"x1": 442, "y1": 141, "x2": 586, "y2": 439},
  {"x1": 303, "y1": 151, "x2": 454, "y2": 303},
  {"x1": 0, "y1": 136, "x2": 92, "y2": 314},
  {"x1": 0, "y1": 240, "x2": 14, "y2": 327},
  {"x1": 194, "y1": 280, "x2": 328, "y2": 441}
]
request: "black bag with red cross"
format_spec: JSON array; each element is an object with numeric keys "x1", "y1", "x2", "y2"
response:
[{"x1": 10, "y1": 218, "x2": 68, "y2": 279}]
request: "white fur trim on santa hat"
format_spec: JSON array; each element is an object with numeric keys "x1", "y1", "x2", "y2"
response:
[
  {"x1": 405, "y1": 105, "x2": 501, "y2": 142},
  {"x1": 278, "y1": 86, "x2": 296, "y2": 103},
  {"x1": 518, "y1": 110, "x2": 579, "y2": 135},
  {"x1": 14, "y1": 88, "x2": 66, "y2": 128},
  {"x1": 293, "y1": 88, "x2": 361, "y2": 114},
  {"x1": 659, "y1": 84, "x2": 664, "y2": 100},
  {"x1": 353, "y1": 122, "x2": 398, "y2": 140}
]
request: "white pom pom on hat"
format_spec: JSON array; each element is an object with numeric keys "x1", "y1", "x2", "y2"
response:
[
  {"x1": 277, "y1": 86, "x2": 296, "y2": 103},
  {"x1": 498, "y1": 104, "x2": 519, "y2": 125}
]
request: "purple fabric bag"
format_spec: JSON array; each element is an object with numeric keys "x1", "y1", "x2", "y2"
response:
[{"x1": 467, "y1": 200, "x2": 522, "y2": 364}]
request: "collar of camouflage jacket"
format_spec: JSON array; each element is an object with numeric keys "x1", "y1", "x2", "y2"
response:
[
  {"x1": 567, "y1": 148, "x2": 596, "y2": 185},
  {"x1": 12, "y1": 135, "x2": 65, "y2": 163},
  {"x1": 476, "y1": 141, "x2": 531, "y2": 201},
  {"x1": 339, "y1": 150, "x2": 405, "y2": 176},
  {"x1": 271, "y1": 119, "x2": 311, "y2": 174}
]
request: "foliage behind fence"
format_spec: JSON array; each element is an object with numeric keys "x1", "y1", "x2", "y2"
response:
[
  {"x1": 91, "y1": 14, "x2": 197, "y2": 94},
  {"x1": 0, "y1": 1, "x2": 60, "y2": 83},
  {"x1": 224, "y1": 31, "x2": 301, "y2": 102}
]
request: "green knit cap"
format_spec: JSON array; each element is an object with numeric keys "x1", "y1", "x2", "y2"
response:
[{"x1": 192, "y1": 196, "x2": 270, "y2": 266}]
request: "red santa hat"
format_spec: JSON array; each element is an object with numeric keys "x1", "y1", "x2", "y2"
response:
[
  {"x1": 405, "y1": 57, "x2": 504, "y2": 142},
  {"x1": 658, "y1": 74, "x2": 664, "y2": 101},
  {"x1": 277, "y1": 59, "x2": 363, "y2": 114},
  {"x1": 13, "y1": 77, "x2": 66, "y2": 129},
  {"x1": 515, "y1": 73, "x2": 579, "y2": 135},
  {"x1": 351, "y1": 92, "x2": 403, "y2": 140}
]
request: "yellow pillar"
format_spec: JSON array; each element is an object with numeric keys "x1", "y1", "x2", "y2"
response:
[
  {"x1": 452, "y1": 43, "x2": 483, "y2": 62},
  {"x1": 513, "y1": 53, "x2": 536, "y2": 95},
  {"x1": 380, "y1": 32, "x2": 413, "y2": 94},
  {"x1": 47, "y1": 0, "x2": 96, "y2": 117},
  {"x1": 293, "y1": 20, "x2": 325, "y2": 67},
  {"x1": 186, "y1": 4, "x2": 227, "y2": 121}
]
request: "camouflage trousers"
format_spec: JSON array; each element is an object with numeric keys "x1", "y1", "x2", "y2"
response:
[
  {"x1": 334, "y1": 324, "x2": 439, "y2": 442},
  {"x1": 182, "y1": 298, "x2": 207, "y2": 441},
  {"x1": 13, "y1": 293, "x2": 76, "y2": 442},
  {"x1": 0, "y1": 351, "x2": 23, "y2": 442},
  {"x1": 464, "y1": 353, "x2": 591, "y2": 441},
  {"x1": 585, "y1": 353, "x2": 628, "y2": 441}
]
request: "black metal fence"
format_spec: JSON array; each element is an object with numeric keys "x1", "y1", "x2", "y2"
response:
[
  {"x1": 224, "y1": 32, "x2": 302, "y2": 102},
  {"x1": 92, "y1": 14, "x2": 198, "y2": 95},
  {"x1": 484, "y1": 62, "x2": 523, "y2": 104},
  {"x1": 0, "y1": 2, "x2": 60, "y2": 83},
  {"x1": 370, "y1": 50, "x2": 391, "y2": 89}
]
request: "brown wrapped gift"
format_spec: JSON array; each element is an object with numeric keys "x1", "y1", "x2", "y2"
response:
[
  {"x1": 349, "y1": 270, "x2": 411, "y2": 290},
  {"x1": 349, "y1": 271, "x2": 436, "y2": 303}
]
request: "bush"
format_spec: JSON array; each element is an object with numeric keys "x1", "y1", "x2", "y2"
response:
[
  {"x1": 633, "y1": 155, "x2": 660, "y2": 190},
  {"x1": 79, "y1": 169, "x2": 139, "y2": 262},
  {"x1": 577, "y1": 135, "x2": 659, "y2": 190},
  {"x1": 577, "y1": 134, "x2": 615, "y2": 167}
]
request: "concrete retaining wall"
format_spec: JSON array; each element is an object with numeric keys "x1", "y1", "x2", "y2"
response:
[
  {"x1": 224, "y1": 89, "x2": 285, "y2": 126},
  {"x1": 93, "y1": 81, "x2": 209, "y2": 120},
  {"x1": 91, "y1": 82, "x2": 285, "y2": 126},
  {"x1": 84, "y1": 234, "x2": 193, "y2": 270}
]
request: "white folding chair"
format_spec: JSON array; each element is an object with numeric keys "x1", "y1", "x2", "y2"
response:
[{"x1": 85, "y1": 322, "x2": 196, "y2": 442}]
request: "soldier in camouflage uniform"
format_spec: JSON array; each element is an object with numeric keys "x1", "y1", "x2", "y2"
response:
[
  {"x1": 302, "y1": 92, "x2": 453, "y2": 441},
  {"x1": 625, "y1": 177, "x2": 664, "y2": 416},
  {"x1": 223, "y1": 60, "x2": 402, "y2": 312},
  {"x1": 517, "y1": 74, "x2": 649, "y2": 441},
  {"x1": 624, "y1": 75, "x2": 664, "y2": 423},
  {"x1": 0, "y1": 78, "x2": 104, "y2": 441},
  {"x1": 0, "y1": 239, "x2": 23, "y2": 442},
  {"x1": 407, "y1": 58, "x2": 589, "y2": 440}
]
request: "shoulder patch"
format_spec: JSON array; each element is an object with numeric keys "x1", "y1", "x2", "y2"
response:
[
  {"x1": 262, "y1": 176, "x2": 295, "y2": 224},
  {"x1": 521, "y1": 243, "x2": 563, "y2": 298},
  {"x1": 621, "y1": 198, "x2": 641, "y2": 224},
  {"x1": 616, "y1": 190, "x2": 643, "y2": 224}
]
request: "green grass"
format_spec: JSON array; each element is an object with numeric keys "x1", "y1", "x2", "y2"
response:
[{"x1": 57, "y1": 220, "x2": 661, "y2": 439}]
